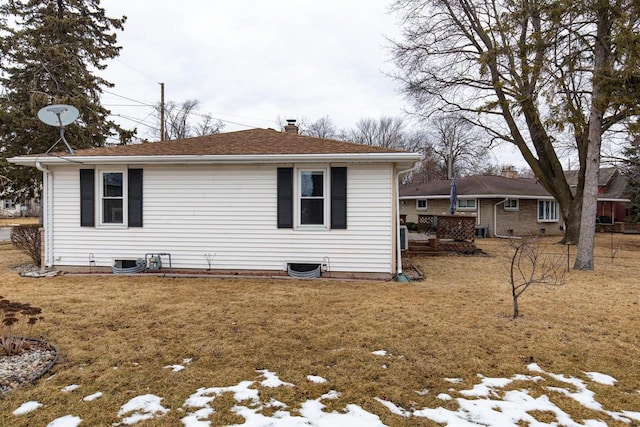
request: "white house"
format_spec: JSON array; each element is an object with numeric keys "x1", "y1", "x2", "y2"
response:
[{"x1": 9, "y1": 127, "x2": 421, "y2": 278}]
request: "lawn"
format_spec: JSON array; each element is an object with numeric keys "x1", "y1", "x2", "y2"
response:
[{"x1": 0, "y1": 234, "x2": 639, "y2": 426}]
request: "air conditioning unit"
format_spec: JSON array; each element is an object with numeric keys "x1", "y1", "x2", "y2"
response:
[{"x1": 399, "y1": 225, "x2": 408, "y2": 251}]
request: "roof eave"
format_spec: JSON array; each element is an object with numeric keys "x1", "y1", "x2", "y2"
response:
[{"x1": 9, "y1": 152, "x2": 423, "y2": 167}]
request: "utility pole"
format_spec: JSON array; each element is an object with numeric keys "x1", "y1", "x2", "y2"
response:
[{"x1": 160, "y1": 82, "x2": 165, "y2": 141}]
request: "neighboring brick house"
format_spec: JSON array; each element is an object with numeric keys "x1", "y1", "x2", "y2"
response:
[
  {"x1": 565, "y1": 167, "x2": 631, "y2": 223},
  {"x1": 400, "y1": 167, "x2": 631, "y2": 238}
]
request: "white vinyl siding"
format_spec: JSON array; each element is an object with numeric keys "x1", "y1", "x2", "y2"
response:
[{"x1": 48, "y1": 163, "x2": 395, "y2": 274}]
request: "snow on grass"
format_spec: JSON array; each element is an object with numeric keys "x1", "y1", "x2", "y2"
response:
[
  {"x1": 60, "y1": 384, "x2": 79, "y2": 392},
  {"x1": 585, "y1": 371, "x2": 617, "y2": 385},
  {"x1": 46, "y1": 415, "x2": 82, "y2": 427},
  {"x1": 371, "y1": 350, "x2": 387, "y2": 356},
  {"x1": 82, "y1": 392, "x2": 103, "y2": 402},
  {"x1": 13, "y1": 401, "x2": 43, "y2": 415},
  {"x1": 33, "y1": 358, "x2": 639, "y2": 426},
  {"x1": 164, "y1": 364, "x2": 186, "y2": 372},
  {"x1": 306, "y1": 375, "x2": 327, "y2": 383},
  {"x1": 116, "y1": 394, "x2": 169, "y2": 425},
  {"x1": 374, "y1": 398, "x2": 411, "y2": 417},
  {"x1": 258, "y1": 369, "x2": 294, "y2": 387}
]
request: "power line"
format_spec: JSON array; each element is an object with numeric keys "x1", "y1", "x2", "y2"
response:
[
  {"x1": 102, "y1": 89, "x2": 155, "y2": 107},
  {"x1": 114, "y1": 58, "x2": 160, "y2": 84}
]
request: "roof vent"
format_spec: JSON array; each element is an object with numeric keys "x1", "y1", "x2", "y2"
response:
[{"x1": 284, "y1": 119, "x2": 299, "y2": 135}]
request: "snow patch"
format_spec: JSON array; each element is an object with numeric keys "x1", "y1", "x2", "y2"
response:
[
  {"x1": 83, "y1": 392, "x2": 103, "y2": 402},
  {"x1": 371, "y1": 350, "x2": 387, "y2": 356},
  {"x1": 258, "y1": 369, "x2": 294, "y2": 387},
  {"x1": 585, "y1": 371, "x2": 617, "y2": 385},
  {"x1": 61, "y1": 384, "x2": 80, "y2": 392},
  {"x1": 116, "y1": 394, "x2": 169, "y2": 425},
  {"x1": 164, "y1": 364, "x2": 186, "y2": 372},
  {"x1": 306, "y1": 375, "x2": 327, "y2": 383},
  {"x1": 13, "y1": 401, "x2": 43, "y2": 415},
  {"x1": 46, "y1": 415, "x2": 82, "y2": 427}
]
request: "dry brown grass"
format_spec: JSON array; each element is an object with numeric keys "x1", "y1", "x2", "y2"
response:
[{"x1": 0, "y1": 234, "x2": 639, "y2": 426}]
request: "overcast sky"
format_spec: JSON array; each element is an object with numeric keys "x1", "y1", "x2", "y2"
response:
[
  {"x1": 99, "y1": 2, "x2": 405, "y2": 135},
  {"x1": 99, "y1": 0, "x2": 527, "y2": 166}
]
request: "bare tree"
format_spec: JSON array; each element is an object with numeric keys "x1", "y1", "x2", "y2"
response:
[
  {"x1": 346, "y1": 116, "x2": 406, "y2": 149},
  {"x1": 391, "y1": 0, "x2": 640, "y2": 270},
  {"x1": 155, "y1": 99, "x2": 224, "y2": 140},
  {"x1": 427, "y1": 114, "x2": 491, "y2": 179},
  {"x1": 508, "y1": 237, "x2": 566, "y2": 319},
  {"x1": 301, "y1": 116, "x2": 338, "y2": 139}
]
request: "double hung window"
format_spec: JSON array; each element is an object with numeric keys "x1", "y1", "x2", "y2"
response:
[
  {"x1": 299, "y1": 170, "x2": 325, "y2": 226},
  {"x1": 538, "y1": 200, "x2": 559, "y2": 222},
  {"x1": 102, "y1": 172, "x2": 124, "y2": 224}
]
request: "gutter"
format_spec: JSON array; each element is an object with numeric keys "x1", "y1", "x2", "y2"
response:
[
  {"x1": 35, "y1": 161, "x2": 53, "y2": 268},
  {"x1": 493, "y1": 198, "x2": 520, "y2": 239}
]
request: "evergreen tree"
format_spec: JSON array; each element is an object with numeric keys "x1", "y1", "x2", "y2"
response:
[{"x1": 0, "y1": 0, "x2": 127, "y2": 200}]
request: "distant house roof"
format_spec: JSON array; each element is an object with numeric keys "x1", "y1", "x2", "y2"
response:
[
  {"x1": 9, "y1": 128, "x2": 421, "y2": 167},
  {"x1": 400, "y1": 175, "x2": 553, "y2": 199},
  {"x1": 401, "y1": 169, "x2": 630, "y2": 202},
  {"x1": 564, "y1": 167, "x2": 629, "y2": 200}
]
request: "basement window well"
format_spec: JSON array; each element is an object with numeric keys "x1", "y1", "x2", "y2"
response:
[{"x1": 287, "y1": 263, "x2": 322, "y2": 279}]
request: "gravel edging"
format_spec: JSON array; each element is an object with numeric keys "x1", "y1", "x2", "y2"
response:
[{"x1": 0, "y1": 338, "x2": 58, "y2": 396}]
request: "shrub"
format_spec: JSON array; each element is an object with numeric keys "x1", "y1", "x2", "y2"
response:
[
  {"x1": 10, "y1": 224, "x2": 41, "y2": 267},
  {"x1": 0, "y1": 297, "x2": 44, "y2": 355}
]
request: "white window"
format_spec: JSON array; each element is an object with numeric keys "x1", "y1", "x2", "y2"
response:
[
  {"x1": 457, "y1": 198, "x2": 476, "y2": 210},
  {"x1": 538, "y1": 200, "x2": 559, "y2": 222},
  {"x1": 101, "y1": 171, "x2": 125, "y2": 225},
  {"x1": 2, "y1": 200, "x2": 16, "y2": 209},
  {"x1": 416, "y1": 199, "x2": 427, "y2": 210},
  {"x1": 298, "y1": 169, "x2": 326, "y2": 226},
  {"x1": 504, "y1": 199, "x2": 519, "y2": 211}
]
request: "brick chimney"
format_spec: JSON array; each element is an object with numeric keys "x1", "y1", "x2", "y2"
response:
[
  {"x1": 501, "y1": 165, "x2": 518, "y2": 179},
  {"x1": 284, "y1": 119, "x2": 299, "y2": 135}
]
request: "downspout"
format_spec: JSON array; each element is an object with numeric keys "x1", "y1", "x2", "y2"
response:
[
  {"x1": 396, "y1": 163, "x2": 417, "y2": 279},
  {"x1": 35, "y1": 161, "x2": 53, "y2": 268},
  {"x1": 494, "y1": 198, "x2": 520, "y2": 239}
]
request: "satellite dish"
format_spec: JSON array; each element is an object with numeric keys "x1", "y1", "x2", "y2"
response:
[
  {"x1": 37, "y1": 104, "x2": 79, "y2": 127},
  {"x1": 37, "y1": 104, "x2": 79, "y2": 154}
]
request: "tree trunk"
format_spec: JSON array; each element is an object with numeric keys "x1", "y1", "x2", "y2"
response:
[{"x1": 574, "y1": 8, "x2": 609, "y2": 271}]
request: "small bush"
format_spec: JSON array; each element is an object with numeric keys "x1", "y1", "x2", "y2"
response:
[
  {"x1": 10, "y1": 224, "x2": 41, "y2": 267},
  {"x1": 406, "y1": 222, "x2": 418, "y2": 231},
  {"x1": 0, "y1": 297, "x2": 44, "y2": 355}
]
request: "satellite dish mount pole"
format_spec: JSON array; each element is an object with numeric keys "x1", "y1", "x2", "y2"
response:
[
  {"x1": 50, "y1": 106, "x2": 74, "y2": 154},
  {"x1": 37, "y1": 104, "x2": 80, "y2": 155}
]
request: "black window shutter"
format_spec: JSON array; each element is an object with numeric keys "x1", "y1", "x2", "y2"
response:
[
  {"x1": 331, "y1": 167, "x2": 347, "y2": 229},
  {"x1": 80, "y1": 169, "x2": 95, "y2": 227},
  {"x1": 128, "y1": 169, "x2": 143, "y2": 227},
  {"x1": 277, "y1": 168, "x2": 293, "y2": 228}
]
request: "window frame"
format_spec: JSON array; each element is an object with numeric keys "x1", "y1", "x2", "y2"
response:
[
  {"x1": 504, "y1": 198, "x2": 519, "y2": 211},
  {"x1": 457, "y1": 198, "x2": 477, "y2": 211},
  {"x1": 537, "y1": 200, "x2": 559, "y2": 222},
  {"x1": 416, "y1": 199, "x2": 427, "y2": 210},
  {"x1": 296, "y1": 168, "x2": 329, "y2": 229},
  {"x1": 99, "y1": 169, "x2": 127, "y2": 226}
]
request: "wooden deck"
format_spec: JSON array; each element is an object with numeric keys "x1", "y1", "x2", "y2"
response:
[{"x1": 407, "y1": 238, "x2": 478, "y2": 255}]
